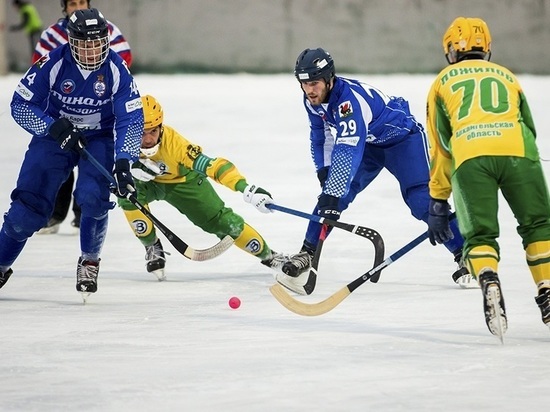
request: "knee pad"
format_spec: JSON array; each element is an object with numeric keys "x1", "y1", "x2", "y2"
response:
[
  {"x1": 203, "y1": 209, "x2": 244, "y2": 239},
  {"x1": 75, "y1": 189, "x2": 115, "y2": 218},
  {"x1": 4, "y1": 200, "x2": 48, "y2": 241}
]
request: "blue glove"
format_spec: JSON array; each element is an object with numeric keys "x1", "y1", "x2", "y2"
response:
[
  {"x1": 48, "y1": 118, "x2": 85, "y2": 152},
  {"x1": 317, "y1": 166, "x2": 329, "y2": 188},
  {"x1": 427, "y1": 198, "x2": 454, "y2": 245},
  {"x1": 317, "y1": 194, "x2": 341, "y2": 221},
  {"x1": 113, "y1": 159, "x2": 136, "y2": 198}
]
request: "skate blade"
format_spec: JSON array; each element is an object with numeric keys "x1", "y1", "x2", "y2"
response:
[
  {"x1": 150, "y1": 269, "x2": 166, "y2": 282},
  {"x1": 80, "y1": 292, "x2": 91, "y2": 304},
  {"x1": 275, "y1": 272, "x2": 308, "y2": 296},
  {"x1": 486, "y1": 285, "x2": 507, "y2": 343},
  {"x1": 457, "y1": 274, "x2": 480, "y2": 289}
]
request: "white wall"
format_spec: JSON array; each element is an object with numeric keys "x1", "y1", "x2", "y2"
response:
[{"x1": 4, "y1": 0, "x2": 550, "y2": 74}]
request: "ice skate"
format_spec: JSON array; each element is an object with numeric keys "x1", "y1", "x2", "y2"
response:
[
  {"x1": 535, "y1": 287, "x2": 550, "y2": 330},
  {"x1": 76, "y1": 257, "x2": 100, "y2": 303},
  {"x1": 0, "y1": 268, "x2": 13, "y2": 290},
  {"x1": 36, "y1": 218, "x2": 61, "y2": 235},
  {"x1": 281, "y1": 251, "x2": 312, "y2": 278},
  {"x1": 262, "y1": 251, "x2": 312, "y2": 295},
  {"x1": 478, "y1": 269, "x2": 507, "y2": 342},
  {"x1": 145, "y1": 239, "x2": 168, "y2": 281},
  {"x1": 451, "y1": 253, "x2": 478, "y2": 289},
  {"x1": 261, "y1": 251, "x2": 287, "y2": 273},
  {"x1": 275, "y1": 270, "x2": 311, "y2": 296},
  {"x1": 261, "y1": 251, "x2": 311, "y2": 277}
]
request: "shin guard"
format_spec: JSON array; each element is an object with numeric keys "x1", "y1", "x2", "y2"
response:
[
  {"x1": 526, "y1": 240, "x2": 550, "y2": 285},
  {"x1": 465, "y1": 245, "x2": 499, "y2": 279}
]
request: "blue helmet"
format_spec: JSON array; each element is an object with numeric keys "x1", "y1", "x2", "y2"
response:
[
  {"x1": 294, "y1": 48, "x2": 335, "y2": 83},
  {"x1": 67, "y1": 8, "x2": 109, "y2": 71}
]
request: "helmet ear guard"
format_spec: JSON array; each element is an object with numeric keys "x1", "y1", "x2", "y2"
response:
[
  {"x1": 294, "y1": 47, "x2": 335, "y2": 83},
  {"x1": 140, "y1": 95, "x2": 164, "y2": 157},
  {"x1": 442, "y1": 17, "x2": 492, "y2": 64}
]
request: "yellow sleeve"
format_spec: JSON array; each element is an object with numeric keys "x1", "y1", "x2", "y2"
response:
[
  {"x1": 426, "y1": 81, "x2": 453, "y2": 200},
  {"x1": 192, "y1": 153, "x2": 247, "y2": 192},
  {"x1": 146, "y1": 126, "x2": 247, "y2": 190}
]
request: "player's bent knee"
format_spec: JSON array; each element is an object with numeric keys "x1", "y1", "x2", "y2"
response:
[
  {"x1": 78, "y1": 192, "x2": 115, "y2": 218},
  {"x1": 4, "y1": 202, "x2": 47, "y2": 241},
  {"x1": 203, "y1": 209, "x2": 244, "y2": 239}
]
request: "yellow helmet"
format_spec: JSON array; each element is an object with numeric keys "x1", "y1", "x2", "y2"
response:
[
  {"x1": 442, "y1": 17, "x2": 491, "y2": 64},
  {"x1": 141, "y1": 95, "x2": 164, "y2": 129}
]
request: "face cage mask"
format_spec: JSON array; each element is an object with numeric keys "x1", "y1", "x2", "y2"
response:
[{"x1": 69, "y1": 36, "x2": 109, "y2": 71}]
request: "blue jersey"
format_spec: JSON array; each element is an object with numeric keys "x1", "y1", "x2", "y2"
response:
[
  {"x1": 11, "y1": 43, "x2": 143, "y2": 162},
  {"x1": 303, "y1": 76, "x2": 421, "y2": 198},
  {"x1": 300, "y1": 76, "x2": 464, "y2": 257}
]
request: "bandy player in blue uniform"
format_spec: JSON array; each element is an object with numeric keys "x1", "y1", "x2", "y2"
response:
[
  {"x1": 291, "y1": 47, "x2": 472, "y2": 289},
  {"x1": 0, "y1": 9, "x2": 143, "y2": 299}
]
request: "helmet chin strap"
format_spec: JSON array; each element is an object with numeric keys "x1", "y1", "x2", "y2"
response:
[
  {"x1": 140, "y1": 143, "x2": 160, "y2": 157},
  {"x1": 323, "y1": 78, "x2": 334, "y2": 103}
]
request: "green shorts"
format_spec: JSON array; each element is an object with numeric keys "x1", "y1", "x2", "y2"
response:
[
  {"x1": 452, "y1": 156, "x2": 550, "y2": 254},
  {"x1": 118, "y1": 175, "x2": 245, "y2": 240}
]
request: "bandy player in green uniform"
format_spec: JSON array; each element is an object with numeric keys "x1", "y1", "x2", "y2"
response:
[
  {"x1": 426, "y1": 17, "x2": 550, "y2": 339},
  {"x1": 118, "y1": 95, "x2": 310, "y2": 293}
]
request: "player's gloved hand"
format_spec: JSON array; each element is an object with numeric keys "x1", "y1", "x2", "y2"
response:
[
  {"x1": 317, "y1": 166, "x2": 330, "y2": 188},
  {"x1": 113, "y1": 159, "x2": 136, "y2": 198},
  {"x1": 48, "y1": 118, "x2": 86, "y2": 152},
  {"x1": 243, "y1": 184, "x2": 274, "y2": 213},
  {"x1": 131, "y1": 158, "x2": 162, "y2": 182},
  {"x1": 427, "y1": 198, "x2": 454, "y2": 245},
  {"x1": 317, "y1": 194, "x2": 341, "y2": 221}
]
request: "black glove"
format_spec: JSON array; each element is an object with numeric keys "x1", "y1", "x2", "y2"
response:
[
  {"x1": 113, "y1": 159, "x2": 136, "y2": 198},
  {"x1": 48, "y1": 118, "x2": 85, "y2": 152},
  {"x1": 317, "y1": 194, "x2": 341, "y2": 221},
  {"x1": 317, "y1": 166, "x2": 329, "y2": 188},
  {"x1": 427, "y1": 198, "x2": 454, "y2": 245}
]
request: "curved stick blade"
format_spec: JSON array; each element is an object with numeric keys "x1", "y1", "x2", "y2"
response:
[
  {"x1": 185, "y1": 235, "x2": 234, "y2": 261},
  {"x1": 269, "y1": 283, "x2": 351, "y2": 316}
]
